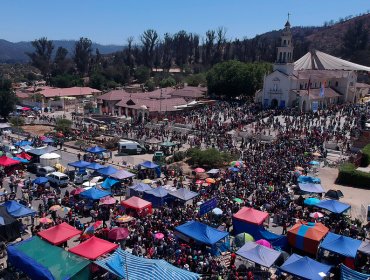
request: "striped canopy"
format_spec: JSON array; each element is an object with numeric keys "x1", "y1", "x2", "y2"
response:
[{"x1": 95, "y1": 248, "x2": 199, "y2": 280}]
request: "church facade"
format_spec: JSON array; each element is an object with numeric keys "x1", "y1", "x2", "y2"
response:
[{"x1": 256, "y1": 21, "x2": 370, "y2": 111}]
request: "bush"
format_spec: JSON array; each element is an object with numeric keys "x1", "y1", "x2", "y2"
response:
[
  {"x1": 360, "y1": 144, "x2": 370, "y2": 167},
  {"x1": 336, "y1": 162, "x2": 370, "y2": 189},
  {"x1": 55, "y1": 118, "x2": 73, "y2": 135},
  {"x1": 173, "y1": 151, "x2": 186, "y2": 162},
  {"x1": 186, "y1": 148, "x2": 236, "y2": 168}
]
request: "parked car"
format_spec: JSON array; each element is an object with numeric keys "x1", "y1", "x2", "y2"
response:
[
  {"x1": 74, "y1": 171, "x2": 91, "y2": 184},
  {"x1": 46, "y1": 172, "x2": 70, "y2": 187},
  {"x1": 37, "y1": 166, "x2": 56, "y2": 177},
  {"x1": 82, "y1": 176, "x2": 104, "y2": 188}
]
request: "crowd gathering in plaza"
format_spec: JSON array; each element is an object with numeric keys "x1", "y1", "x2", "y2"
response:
[{"x1": 0, "y1": 100, "x2": 369, "y2": 280}]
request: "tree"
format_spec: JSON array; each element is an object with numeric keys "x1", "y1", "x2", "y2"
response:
[
  {"x1": 134, "y1": 66, "x2": 151, "y2": 83},
  {"x1": 343, "y1": 19, "x2": 368, "y2": 55},
  {"x1": 55, "y1": 118, "x2": 73, "y2": 134},
  {"x1": 74, "y1": 37, "x2": 92, "y2": 75},
  {"x1": 0, "y1": 78, "x2": 17, "y2": 120},
  {"x1": 160, "y1": 76, "x2": 176, "y2": 88},
  {"x1": 53, "y1": 46, "x2": 70, "y2": 75},
  {"x1": 186, "y1": 73, "x2": 207, "y2": 86},
  {"x1": 26, "y1": 37, "x2": 54, "y2": 78},
  {"x1": 140, "y1": 29, "x2": 159, "y2": 68},
  {"x1": 9, "y1": 116, "x2": 25, "y2": 127}
]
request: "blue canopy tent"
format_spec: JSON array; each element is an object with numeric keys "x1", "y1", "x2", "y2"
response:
[
  {"x1": 340, "y1": 264, "x2": 370, "y2": 280},
  {"x1": 129, "y1": 183, "x2": 152, "y2": 197},
  {"x1": 279, "y1": 253, "x2": 331, "y2": 280},
  {"x1": 86, "y1": 162, "x2": 105, "y2": 171},
  {"x1": 3, "y1": 201, "x2": 36, "y2": 218},
  {"x1": 298, "y1": 183, "x2": 325, "y2": 193},
  {"x1": 315, "y1": 200, "x2": 351, "y2": 214},
  {"x1": 236, "y1": 242, "x2": 282, "y2": 268},
  {"x1": 12, "y1": 157, "x2": 29, "y2": 163},
  {"x1": 169, "y1": 188, "x2": 199, "y2": 201},
  {"x1": 79, "y1": 187, "x2": 111, "y2": 200},
  {"x1": 68, "y1": 160, "x2": 91, "y2": 169},
  {"x1": 14, "y1": 140, "x2": 33, "y2": 147},
  {"x1": 42, "y1": 138, "x2": 54, "y2": 144},
  {"x1": 101, "y1": 178, "x2": 120, "y2": 190},
  {"x1": 298, "y1": 176, "x2": 321, "y2": 184},
  {"x1": 319, "y1": 232, "x2": 361, "y2": 259},
  {"x1": 139, "y1": 161, "x2": 158, "y2": 169},
  {"x1": 95, "y1": 248, "x2": 199, "y2": 280},
  {"x1": 304, "y1": 197, "x2": 321, "y2": 206},
  {"x1": 86, "y1": 146, "x2": 106, "y2": 154},
  {"x1": 98, "y1": 166, "x2": 119, "y2": 176},
  {"x1": 175, "y1": 221, "x2": 229, "y2": 256},
  {"x1": 143, "y1": 186, "x2": 170, "y2": 207},
  {"x1": 309, "y1": 160, "x2": 320, "y2": 165},
  {"x1": 228, "y1": 167, "x2": 239, "y2": 172},
  {"x1": 110, "y1": 170, "x2": 135, "y2": 180},
  {"x1": 32, "y1": 177, "x2": 48, "y2": 185}
]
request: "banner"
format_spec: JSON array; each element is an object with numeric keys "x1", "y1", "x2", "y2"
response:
[
  {"x1": 312, "y1": 101, "x2": 319, "y2": 113},
  {"x1": 199, "y1": 198, "x2": 217, "y2": 216}
]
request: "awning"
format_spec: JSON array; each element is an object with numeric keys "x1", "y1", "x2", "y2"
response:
[
  {"x1": 98, "y1": 166, "x2": 119, "y2": 176},
  {"x1": 68, "y1": 160, "x2": 91, "y2": 169},
  {"x1": 139, "y1": 161, "x2": 159, "y2": 169},
  {"x1": 236, "y1": 242, "x2": 281, "y2": 268},
  {"x1": 38, "y1": 222, "x2": 81, "y2": 245},
  {"x1": 320, "y1": 232, "x2": 361, "y2": 258},
  {"x1": 0, "y1": 156, "x2": 20, "y2": 167},
  {"x1": 3, "y1": 201, "x2": 36, "y2": 218},
  {"x1": 315, "y1": 200, "x2": 351, "y2": 214},
  {"x1": 69, "y1": 236, "x2": 118, "y2": 260},
  {"x1": 79, "y1": 187, "x2": 111, "y2": 200},
  {"x1": 233, "y1": 207, "x2": 269, "y2": 225},
  {"x1": 298, "y1": 183, "x2": 325, "y2": 193},
  {"x1": 110, "y1": 170, "x2": 135, "y2": 180},
  {"x1": 169, "y1": 188, "x2": 199, "y2": 201}
]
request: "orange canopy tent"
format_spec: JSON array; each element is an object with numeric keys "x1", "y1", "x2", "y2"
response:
[{"x1": 287, "y1": 221, "x2": 329, "y2": 255}]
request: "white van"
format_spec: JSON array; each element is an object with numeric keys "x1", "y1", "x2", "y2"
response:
[
  {"x1": 118, "y1": 140, "x2": 146, "y2": 155},
  {"x1": 46, "y1": 172, "x2": 70, "y2": 187},
  {"x1": 37, "y1": 166, "x2": 56, "y2": 177}
]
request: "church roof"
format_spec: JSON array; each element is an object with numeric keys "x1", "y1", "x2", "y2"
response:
[{"x1": 294, "y1": 50, "x2": 370, "y2": 72}]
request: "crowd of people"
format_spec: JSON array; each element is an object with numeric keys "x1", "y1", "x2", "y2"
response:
[{"x1": 0, "y1": 101, "x2": 369, "y2": 279}]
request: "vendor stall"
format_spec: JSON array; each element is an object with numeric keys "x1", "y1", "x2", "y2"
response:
[{"x1": 121, "y1": 196, "x2": 152, "y2": 216}]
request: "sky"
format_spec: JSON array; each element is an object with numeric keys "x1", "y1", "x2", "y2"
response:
[{"x1": 0, "y1": 0, "x2": 368, "y2": 45}]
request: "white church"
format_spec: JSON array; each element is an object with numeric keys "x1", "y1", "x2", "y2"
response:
[{"x1": 255, "y1": 20, "x2": 370, "y2": 111}]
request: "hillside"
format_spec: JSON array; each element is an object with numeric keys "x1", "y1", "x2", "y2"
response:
[{"x1": 0, "y1": 40, "x2": 124, "y2": 63}]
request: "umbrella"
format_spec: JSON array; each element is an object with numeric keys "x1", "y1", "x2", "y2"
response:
[
  {"x1": 294, "y1": 170, "x2": 302, "y2": 176},
  {"x1": 142, "y1": 179, "x2": 152, "y2": 184},
  {"x1": 230, "y1": 160, "x2": 243, "y2": 167},
  {"x1": 234, "y1": 198, "x2": 243, "y2": 203},
  {"x1": 295, "y1": 166, "x2": 304, "y2": 171},
  {"x1": 256, "y1": 239, "x2": 272, "y2": 248},
  {"x1": 39, "y1": 217, "x2": 52, "y2": 224},
  {"x1": 32, "y1": 177, "x2": 48, "y2": 185},
  {"x1": 116, "y1": 215, "x2": 135, "y2": 223},
  {"x1": 71, "y1": 187, "x2": 85, "y2": 195},
  {"x1": 312, "y1": 152, "x2": 321, "y2": 157},
  {"x1": 195, "y1": 179, "x2": 204, "y2": 184},
  {"x1": 59, "y1": 206, "x2": 71, "y2": 213},
  {"x1": 304, "y1": 197, "x2": 321, "y2": 206},
  {"x1": 310, "y1": 212, "x2": 324, "y2": 219},
  {"x1": 49, "y1": 205, "x2": 61, "y2": 211},
  {"x1": 324, "y1": 189, "x2": 344, "y2": 200},
  {"x1": 228, "y1": 167, "x2": 239, "y2": 172},
  {"x1": 100, "y1": 196, "x2": 116, "y2": 205},
  {"x1": 235, "y1": 232, "x2": 254, "y2": 248},
  {"x1": 108, "y1": 227, "x2": 130, "y2": 241},
  {"x1": 194, "y1": 167, "x2": 205, "y2": 173},
  {"x1": 212, "y1": 207, "x2": 223, "y2": 215},
  {"x1": 205, "y1": 178, "x2": 216, "y2": 184},
  {"x1": 81, "y1": 225, "x2": 95, "y2": 238},
  {"x1": 154, "y1": 232, "x2": 164, "y2": 240},
  {"x1": 309, "y1": 161, "x2": 320, "y2": 165}
]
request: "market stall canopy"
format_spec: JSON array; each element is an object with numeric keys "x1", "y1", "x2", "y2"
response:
[
  {"x1": 39, "y1": 152, "x2": 60, "y2": 160},
  {"x1": 85, "y1": 162, "x2": 105, "y2": 170},
  {"x1": 86, "y1": 146, "x2": 106, "y2": 154},
  {"x1": 121, "y1": 196, "x2": 152, "y2": 214},
  {"x1": 175, "y1": 221, "x2": 229, "y2": 246},
  {"x1": 298, "y1": 183, "x2": 325, "y2": 193},
  {"x1": 144, "y1": 186, "x2": 169, "y2": 197},
  {"x1": 358, "y1": 241, "x2": 370, "y2": 255},
  {"x1": 95, "y1": 248, "x2": 199, "y2": 280},
  {"x1": 298, "y1": 176, "x2": 321, "y2": 184},
  {"x1": 320, "y1": 232, "x2": 361, "y2": 258},
  {"x1": 98, "y1": 166, "x2": 119, "y2": 176},
  {"x1": 101, "y1": 177, "x2": 120, "y2": 189},
  {"x1": 68, "y1": 160, "x2": 91, "y2": 169},
  {"x1": 169, "y1": 188, "x2": 199, "y2": 201},
  {"x1": 0, "y1": 156, "x2": 20, "y2": 167},
  {"x1": 236, "y1": 242, "x2": 282, "y2": 268},
  {"x1": 7, "y1": 236, "x2": 90, "y2": 280},
  {"x1": 3, "y1": 200, "x2": 36, "y2": 218},
  {"x1": 287, "y1": 221, "x2": 329, "y2": 255},
  {"x1": 340, "y1": 264, "x2": 370, "y2": 280},
  {"x1": 129, "y1": 183, "x2": 152, "y2": 192},
  {"x1": 110, "y1": 169, "x2": 135, "y2": 180},
  {"x1": 27, "y1": 146, "x2": 58, "y2": 156},
  {"x1": 279, "y1": 253, "x2": 331, "y2": 280},
  {"x1": 79, "y1": 187, "x2": 111, "y2": 200},
  {"x1": 315, "y1": 199, "x2": 351, "y2": 214},
  {"x1": 69, "y1": 236, "x2": 118, "y2": 260},
  {"x1": 17, "y1": 151, "x2": 32, "y2": 160},
  {"x1": 12, "y1": 157, "x2": 29, "y2": 163},
  {"x1": 304, "y1": 197, "x2": 321, "y2": 206},
  {"x1": 139, "y1": 161, "x2": 159, "y2": 169},
  {"x1": 14, "y1": 140, "x2": 33, "y2": 147},
  {"x1": 38, "y1": 222, "x2": 81, "y2": 245},
  {"x1": 0, "y1": 205, "x2": 21, "y2": 241},
  {"x1": 233, "y1": 207, "x2": 269, "y2": 226}
]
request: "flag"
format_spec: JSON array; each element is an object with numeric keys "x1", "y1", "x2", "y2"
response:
[
  {"x1": 307, "y1": 77, "x2": 311, "y2": 96},
  {"x1": 320, "y1": 81, "x2": 325, "y2": 97}
]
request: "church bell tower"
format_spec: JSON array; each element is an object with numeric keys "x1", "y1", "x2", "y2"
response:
[{"x1": 273, "y1": 16, "x2": 294, "y2": 75}]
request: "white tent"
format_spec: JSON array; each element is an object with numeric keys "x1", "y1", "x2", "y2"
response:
[
  {"x1": 39, "y1": 152, "x2": 60, "y2": 166},
  {"x1": 294, "y1": 50, "x2": 370, "y2": 72}
]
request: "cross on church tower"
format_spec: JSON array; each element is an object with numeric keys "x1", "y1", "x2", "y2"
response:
[{"x1": 287, "y1": 12, "x2": 291, "y2": 22}]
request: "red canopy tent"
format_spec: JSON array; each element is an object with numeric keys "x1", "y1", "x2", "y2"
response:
[
  {"x1": 17, "y1": 152, "x2": 32, "y2": 161},
  {"x1": 287, "y1": 221, "x2": 329, "y2": 255},
  {"x1": 0, "y1": 156, "x2": 20, "y2": 167},
  {"x1": 38, "y1": 222, "x2": 81, "y2": 245},
  {"x1": 69, "y1": 236, "x2": 118, "y2": 260},
  {"x1": 233, "y1": 207, "x2": 269, "y2": 225},
  {"x1": 121, "y1": 196, "x2": 152, "y2": 216}
]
